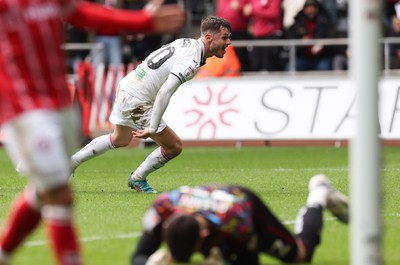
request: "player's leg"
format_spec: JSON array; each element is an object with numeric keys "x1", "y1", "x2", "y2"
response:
[
  {"x1": 128, "y1": 126, "x2": 182, "y2": 193},
  {"x1": 238, "y1": 187, "x2": 299, "y2": 263},
  {"x1": 36, "y1": 109, "x2": 83, "y2": 265},
  {"x1": 40, "y1": 185, "x2": 81, "y2": 265},
  {"x1": 293, "y1": 205, "x2": 323, "y2": 262},
  {"x1": 0, "y1": 185, "x2": 41, "y2": 265},
  {"x1": 72, "y1": 85, "x2": 137, "y2": 171},
  {"x1": 71, "y1": 124, "x2": 133, "y2": 170},
  {"x1": 294, "y1": 174, "x2": 349, "y2": 262},
  {"x1": 1, "y1": 109, "x2": 82, "y2": 265}
]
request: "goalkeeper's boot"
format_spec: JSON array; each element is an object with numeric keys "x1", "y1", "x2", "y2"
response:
[
  {"x1": 128, "y1": 173, "x2": 157, "y2": 194},
  {"x1": 309, "y1": 174, "x2": 349, "y2": 223}
]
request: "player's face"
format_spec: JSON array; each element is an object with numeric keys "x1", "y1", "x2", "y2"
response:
[{"x1": 208, "y1": 27, "x2": 231, "y2": 58}]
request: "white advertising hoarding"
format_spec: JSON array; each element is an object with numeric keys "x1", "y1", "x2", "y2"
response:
[{"x1": 163, "y1": 77, "x2": 400, "y2": 140}]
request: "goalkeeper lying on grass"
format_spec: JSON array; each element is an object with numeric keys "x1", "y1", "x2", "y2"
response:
[{"x1": 130, "y1": 174, "x2": 349, "y2": 265}]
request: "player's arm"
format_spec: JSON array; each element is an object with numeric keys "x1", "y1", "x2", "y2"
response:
[
  {"x1": 131, "y1": 206, "x2": 167, "y2": 264},
  {"x1": 149, "y1": 74, "x2": 181, "y2": 133},
  {"x1": 132, "y1": 74, "x2": 181, "y2": 139},
  {"x1": 130, "y1": 226, "x2": 163, "y2": 265},
  {"x1": 66, "y1": 2, "x2": 185, "y2": 34}
]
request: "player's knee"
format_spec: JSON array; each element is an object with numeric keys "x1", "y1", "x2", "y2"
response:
[
  {"x1": 171, "y1": 139, "x2": 183, "y2": 157},
  {"x1": 39, "y1": 184, "x2": 74, "y2": 206},
  {"x1": 111, "y1": 134, "x2": 132, "y2": 147},
  {"x1": 164, "y1": 139, "x2": 182, "y2": 159}
]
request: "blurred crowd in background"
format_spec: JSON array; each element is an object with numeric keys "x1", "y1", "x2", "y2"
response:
[{"x1": 65, "y1": 0, "x2": 400, "y2": 76}]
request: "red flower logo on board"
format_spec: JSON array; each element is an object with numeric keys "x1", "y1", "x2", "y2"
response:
[{"x1": 184, "y1": 85, "x2": 239, "y2": 138}]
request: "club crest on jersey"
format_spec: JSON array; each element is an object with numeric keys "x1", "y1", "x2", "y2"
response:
[
  {"x1": 182, "y1": 39, "x2": 191, "y2": 47},
  {"x1": 184, "y1": 66, "x2": 196, "y2": 79}
]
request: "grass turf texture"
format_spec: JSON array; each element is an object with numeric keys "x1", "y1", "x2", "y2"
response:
[{"x1": 0, "y1": 146, "x2": 399, "y2": 265}]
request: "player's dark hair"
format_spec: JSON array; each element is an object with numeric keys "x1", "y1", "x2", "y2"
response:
[
  {"x1": 200, "y1": 15, "x2": 231, "y2": 35},
  {"x1": 163, "y1": 213, "x2": 200, "y2": 262}
]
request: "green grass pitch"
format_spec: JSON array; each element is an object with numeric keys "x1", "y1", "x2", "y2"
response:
[{"x1": 0, "y1": 146, "x2": 399, "y2": 265}]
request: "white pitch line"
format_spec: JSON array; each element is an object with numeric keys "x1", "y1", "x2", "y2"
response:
[
  {"x1": 23, "y1": 218, "x2": 338, "y2": 248},
  {"x1": 23, "y1": 213, "x2": 400, "y2": 248},
  {"x1": 271, "y1": 168, "x2": 349, "y2": 172},
  {"x1": 385, "y1": 212, "x2": 400, "y2": 217},
  {"x1": 282, "y1": 216, "x2": 337, "y2": 225},
  {"x1": 25, "y1": 232, "x2": 142, "y2": 247}
]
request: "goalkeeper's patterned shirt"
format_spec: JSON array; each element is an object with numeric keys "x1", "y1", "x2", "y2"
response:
[{"x1": 143, "y1": 185, "x2": 255, "y2": 248}]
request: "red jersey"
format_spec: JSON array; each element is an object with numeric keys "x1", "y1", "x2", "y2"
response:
[
  {"x1": 0, "y1": 0, "x2": 154, "y2": 124},
  {"x1": 0, "y1": 0, "x2": 79, "y2": 124},
  {"x1": 250, "y1": 0, "x2": 282, "y2": 38},
  {"x1": 216, "y1": 0, "x2": 250, "y2": 32}
]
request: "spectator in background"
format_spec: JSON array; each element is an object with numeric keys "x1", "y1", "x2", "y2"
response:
[
  {"x1": 285, "y1": 0, "x2": 336, "y2": 71},
  {"x1": 123, "y1": 0, "x2": 178, "y2": 66},
  {"x1": 65, "y1": 0, "x2": 96, "y2": 74},
  {"x1": 216, "y1": 0, "x2": 252, "y2": 71},
  {"x1": 0, "y1": 1, "x2": 185, "y2": 265},
  {"x1": 92, "y1": 0, "x2": 124, "y2": 73},
  {"x1": 246, "y1": 0, "x2": 284, "y2": 71},
  {"x1": 282, "y1": 0, "x2": 337, "y2": 30},
  {"x1": 66, "y1": 24, "x2": 92, "y2": 74},
  {"x1": 388, "y1": 10, "x2": 400, "y2": 69},
  {"x1": 320, "y1": 0, "x2": 337, "y2": 24},
  {"x1": 384, "y1": 0, "x2": 399, "y2": 30},
  {"x1": 385, "y1": 0, "x2": 400, "y2": 69},
  {"x1": 282, "y1": 0, "x2": 306, "y2": 30},
  {"x1": 332, "y1": 0, "x2": 348, "y2": 71},
  {"x1": 196, "y1": 45, "x2": 241, "y2": 78}
]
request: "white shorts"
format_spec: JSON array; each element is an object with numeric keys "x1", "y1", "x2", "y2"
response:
[
  {"x1": 109, "y1": 89, "x2": 167, "y2": 133},
  {"x1": 2, "y1": 108, "x2": 80, "y2": 192}
]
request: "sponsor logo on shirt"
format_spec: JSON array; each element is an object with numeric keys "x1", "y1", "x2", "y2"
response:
[
  {"x1": 23, "y1": 3, "x2": 59, "y2": 22},
  {"x1": 135, "y1": 66, "x2": 146, "y2": 79},
  {"x1": 2, "y1": 3, "x2": 59, "y2": 30},
  {"x1": 177, "y1": 187, "x2": 235, "y2": 213}
]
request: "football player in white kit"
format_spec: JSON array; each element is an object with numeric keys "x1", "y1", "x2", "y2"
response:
[{"x1": 71, "y1": 16, "x2": 232, "y2": 193}]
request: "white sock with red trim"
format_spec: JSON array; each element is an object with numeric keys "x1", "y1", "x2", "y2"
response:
[
  {"x1": 133, "y1": 147, "x2": 169, "y2": 180},
  {"x1": 71, "y1": 134, "x2": 115, "y2": 170}
]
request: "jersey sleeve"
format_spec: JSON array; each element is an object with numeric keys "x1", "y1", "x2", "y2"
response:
[
  {"x1": 66, "y1": 2, "x2": 153, "y2": 33},
  {"x1": 59, "y1": 0, "x2": 80, "y2": 17},
  {"x1": 149, "y1": 74, "x2": 181, "y2": 134},
  {"x1": 142, "y1": 207, "x2": 162, "y2": 232}
]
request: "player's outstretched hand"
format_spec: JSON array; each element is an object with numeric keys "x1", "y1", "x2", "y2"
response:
[
  {"x1": 202, "y1": 247, "x2": 225, "y2": 265},
  {"x1": 132, "y1": 128, "x2": 151, "y2": 139},
  {"x1": 145, "y1": 3, "x2": 186, "y2": 34},
  {"x1": 145, "y1": 248, "x2": 172, "y2": 265}
]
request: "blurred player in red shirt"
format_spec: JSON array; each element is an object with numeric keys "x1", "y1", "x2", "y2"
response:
[{"x1": 0, "y1": 1, "x2": 184, "y2": 265}]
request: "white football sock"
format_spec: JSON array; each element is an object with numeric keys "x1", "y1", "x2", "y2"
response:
[
  {"x1": 71, "y1": 134, "x2": 114, "y2": 170},
  {"x1": 133, "y1": 147, "x2": 169, "y2": 180},
  {"x1": 306, "y1": 186, "x2": 329, "y2": 208}
]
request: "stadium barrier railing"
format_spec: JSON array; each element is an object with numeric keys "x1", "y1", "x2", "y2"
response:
[{"x1": 57, "y1": 38, "x2": 400, "y2": 146}]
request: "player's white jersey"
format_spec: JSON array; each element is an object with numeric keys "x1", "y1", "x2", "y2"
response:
[{"x1": 119, "y1": 38, "x2": 205, "y2": 103}]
